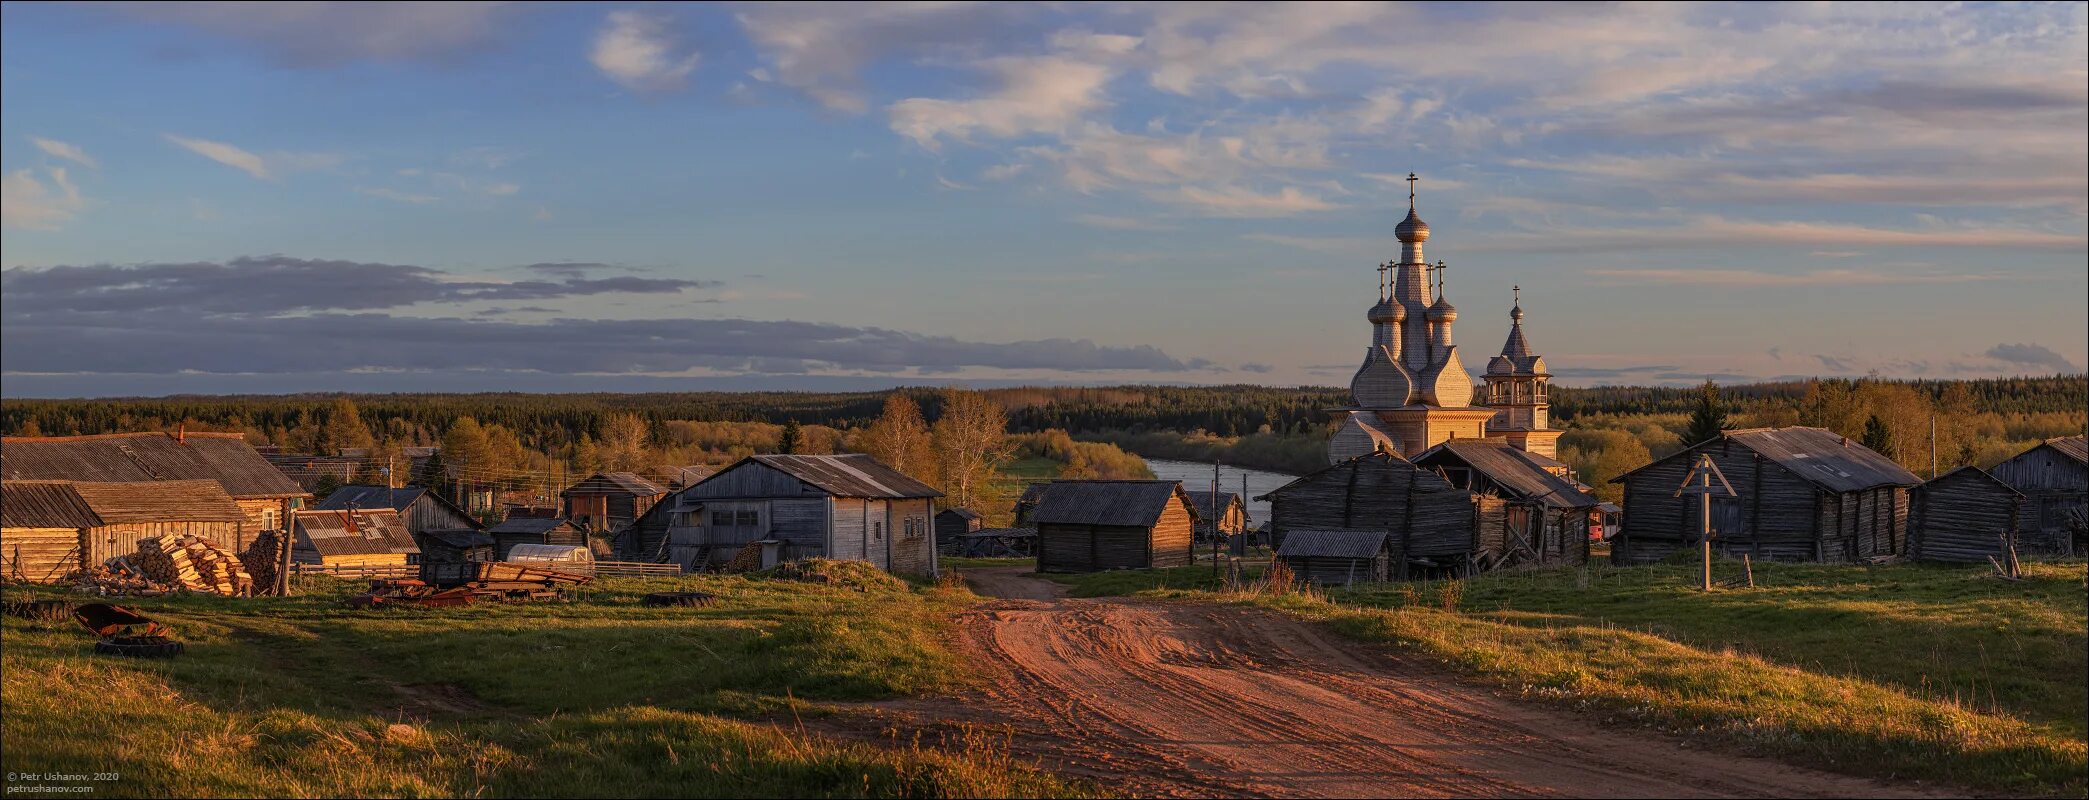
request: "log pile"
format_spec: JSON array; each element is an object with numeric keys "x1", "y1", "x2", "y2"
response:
[
  {"x1": 722, "y1": 541, "x2": 764, "y2": 573},
  {"x1": 69, "y1": 560, "x2": 173, "y2": 596},
  {"x1": 134, "y1": 534, "x2": 252, "y2": 597},
  {"x1": 240, "y1": 530, "x2": 287, "y2": 595}
]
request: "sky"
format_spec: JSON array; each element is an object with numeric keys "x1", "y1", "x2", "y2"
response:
[{"x1": 2, "y1": 1, "x2": 2084, "y2": 398}]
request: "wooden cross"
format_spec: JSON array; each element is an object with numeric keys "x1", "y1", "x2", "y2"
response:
[{"x1": 1406, "y1": 172, "x2": 1418, "y2": 209}]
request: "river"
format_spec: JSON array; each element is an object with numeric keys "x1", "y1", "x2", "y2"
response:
[{"x1": 1141, "y1": 458, "x2": 1298, "y2": 528}]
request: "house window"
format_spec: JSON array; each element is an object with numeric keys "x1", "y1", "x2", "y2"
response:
[
  {"x1": 736, "y1": 509, "x2": 760, "y2": 527},
  {"x1": 873, "y1": 520, "x2": 884, "y2": 541},
  {"x1": 711, "y1": 511, "x2": 734, "y2": 526},
  {"x1": 262, "y1": 506, "x2": 281, "y2": 531}
]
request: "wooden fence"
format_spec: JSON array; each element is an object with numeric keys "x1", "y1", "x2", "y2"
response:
[
  {"x1": 591, "y1": 561, "x2": 684, "y2": 578},
  {"x1": 289, "y1": 560, "x2": 683, "y2": 580},
  {"x1": 290, "y1": 562, "x2": 419, "y2": 579}
]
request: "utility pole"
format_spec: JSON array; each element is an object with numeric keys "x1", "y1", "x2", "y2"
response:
[
  {"x1": 1930, "y1": 416, "x2": 1938, "y2": 479},
  {"x1": 1211, "y1": 460, "x2": 1221, "y2": 575}
]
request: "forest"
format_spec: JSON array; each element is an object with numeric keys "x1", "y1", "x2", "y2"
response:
[{"x1": 2, "y1": 375, "x2": 2081, "y2": 507}]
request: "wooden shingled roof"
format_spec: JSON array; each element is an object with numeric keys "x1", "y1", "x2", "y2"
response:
[
  {"x1": 1612, "y1": 427, "x2": 1921, "y2": 493},
  {"x1": 2042, "y1": 435, "x2": 2087, "y2": 465},
  {"x1": 1, "y1": 432, "x2": 307, "y2": 499},
  {"x1": 1, "y1": 479, "x2": 244, "y2": 528},
  {"x1": 1415, "y1": 439, "x2": 1600, "y2": 509},
  {"x1": 1028, "y1": 480, "x2": 1194, "y2": 527}
]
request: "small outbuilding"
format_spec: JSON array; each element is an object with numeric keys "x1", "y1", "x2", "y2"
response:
[
  {"x1": 1987, "y1": 435, "x2": 2085, "y2": 556},
  {"x1": 1183, "y1": 490, "x2": 1249, "y2": 540},
  {"x1": 485, "y1": 517, "x2": 586, "y2": 558},
  {"x1": 417, "y1": 528, "x2": 498, "y2": 565},
  {"x1": 631, "y1": 454, "x2": 943, "y2": 575},
  {"x1": 1276, "y1": 529, "x2": 1390, "y2": 586},
  {"x1": 1260, "y1": 452, "x2": 1510, "y2": 578},
  {"x1": 561, "y1": 472, "x2": 665, "y2": 533},
  {"x1": 935, "y1": 508, "x2": 983, "y2": 542},
  {"x1": 1413, "y1": 439, "x2": 1599, "y2": 567},
  {"x1": 1910, "y1": 467, "x2": 2026, "y2": 562},
  {"x1": 289, "y1": 508, "x2": 419, "y2": 568},
  {"x1": 1031, "y1": 480, "x2": 1197, "y2": 573}
]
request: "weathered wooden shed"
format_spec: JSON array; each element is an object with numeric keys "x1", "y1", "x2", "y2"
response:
[
  {"x1": 1910, "y1": 467, "x2": 2025, "y2": 562},
  {"x1": 1260, "y1": 452, "x2": 1511, "y2": 578},
  {"x1": 416, "y1": 528, "x2": 498, "y2": 565},
  {"x1": 1012, "y1": 483, "x2": 1052, "y2": 526},
  {"x1": 935, "y1": 508, "x2": 983, "y2": 542},
  {"x1": 1987, "y1": 435, "x2": 2085, "y2": 556},
  {"x1": 289, "y1": 508, "x2": 419, "y2": 567},
  {"x1": 316, "y1": 485, "x2": 480, "y2": 536},
  {"x1": 561, "y1": 471, "x2": 665, "y2": 533},
  {"x1": 1276, "y1": 529, "x2": 1390, "y2": 586},
  {"x1": 2, "y1": 431, "x2": 309, "y2": 535},
  {"x1": 485, "y1": 517, "x2": 586, "y2": 559},
  {"x1": 1610, "y1": 427, "x2": 1920, "y2": 564},
  {"x1": 1, "y1": 479, "x2": 247, "y2": 582},
  {"x1": 1032, "y1": 480, "x2": 1197, "y2": 573},
  {"x1": 1413, "y1": 439, "x2": 1598, "y2": 567},
  {"x1": 635, "y1": 454, "x2": 942, "y2": 575},
  {"x1": 1183, "y1": 490, "x2": 1249, "y2": 539}
]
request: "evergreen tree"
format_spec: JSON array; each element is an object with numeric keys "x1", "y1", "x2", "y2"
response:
[
  {"x1": 1861, "y1": 414, "x2": 1895, "y2": 458},
  {"x1": 1682, "y1": 380, "x2": 1730, "y2": 446},
  {"x1": 778, "y1": 418, "x2": 802, "y2": 455}
]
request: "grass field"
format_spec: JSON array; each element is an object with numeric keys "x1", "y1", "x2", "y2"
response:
[
  {"x1": 1052, "y1": 558, "x2": 2088, "y2": 796},
  {"x1": 0, "y1": 562, "x2": 1086, "y2": 799}
]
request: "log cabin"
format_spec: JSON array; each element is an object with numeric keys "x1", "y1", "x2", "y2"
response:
[
  {"x1": 416, "y1": 528, "x2": 498, "y2": 565},
  {"x1": 288, "y1": 508, "x2": 419, "y2": 568},
  {"x1": 560, "y1": 472, "x2": 665, "y2": 534},
  {"x1": 1260, "y1": 451, "x2": 1510, "y2": 578},
  {"x1": 630, "y1": 454, "x2": 942, "y2": 575},
  {"x1": 1987, "y1": 436, "x2": 2085, "y2": 556},
  {"x1": 1610, "y1": 427, "x2": 1921, "y2": 564},
  {"x1": 1183, "y1": 490, "x2": 1249, "y2": 540},
  {"x1": 1412, "y1": 438, "x2": 1598, "y2": 566},
  {"x1": 1910, "y1": 467, "x2": 2026, "y2": 562},
  {"x1": 1, "y1": 431, "x2": 309, "y2": 543},
  {"x1": 316, "y1": 485, "x2": 480, "y2": 536},
  {"x1": 1032, "y1": 480, "x2": 1196, "y2": 573},
  {"x1": 1, "y1": 479, "x2": 247, "y2": 583}
]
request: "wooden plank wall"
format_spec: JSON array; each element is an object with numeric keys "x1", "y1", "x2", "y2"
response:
[
  {"x1": 1148, "y1": 500, "x2": 1194, "y2": 568},
  {"x1": 1036, "y1": 522, "x2": 1093, "y2": 573},
  {"x1": 888, "y1": 498, "x2": 935, "y2": 575},
  {"x1": 1, "y1": 527, "x2": 79, "y2": 583},
  {"x1": 1284, "y1": 554, "x2": 1387, "y2": 586},
  {"x1": 84, "y1": 520, "x2": 245, "y2": 565},
  {"x1": 1912, "y1": 474, "x2": 2021, "y2": 562},
  {"x1": 1270, "y1": 457, "x2": 1478, "y2": 560}
]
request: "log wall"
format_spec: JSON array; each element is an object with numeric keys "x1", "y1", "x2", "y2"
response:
[{"x1": 1911, "y1": 471, "x2": 2022, "y2": 562}]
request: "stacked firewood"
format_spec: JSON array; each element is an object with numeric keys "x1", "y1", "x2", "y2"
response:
[
  {"x1": 722, "y1": 541, "x2": 764, "y2": 573},
  {"x1": 240, "y1": 530, "x2": 286, "y2": 595},
  {"x1": 135, "y1": 534, "x2": 253, "y2": 597},
  {"x1": 70, "y1": 560, "x2": 173, "y2": 596}
]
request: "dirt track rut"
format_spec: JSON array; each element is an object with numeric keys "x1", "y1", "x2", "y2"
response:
[{"x1": 933, "y1": 567, "x2": 1942, "y2": 798}]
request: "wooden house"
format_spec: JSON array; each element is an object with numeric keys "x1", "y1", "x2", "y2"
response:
[
  {"x1": 560, "y1": 472, "x2": 665, "y2": 533},
  {"x1": 1276, "y1": 529, "x2": 1391, "y2": 586},
  {"x1": 1910, "y1": 467, "x2": 2026, "y2": 562},
  {"x1": 485, "y1": 517, "x2": 586, "y2": 558},
  {"x1": 1610, "y1": 427, "x2": 1921, "y2": 564},
  {"x1": 1413, "y1": 439, "x2": 1598, "y2": 566},
  {"x1": 315, "y1": 485, "x2": 480, "y2": 536},
  {"x1": 935, "y1": 508, "x2": 983, "y2": 542},
  {"x1": 1987, "y1": 436, "x2": 2085, "y2": 556},
  {"x1": 1260, "y1": 452, "x2": 1511, "y2": 578},
  {"x1": 289, "y1": 508, "x2": 419, "y2": 568},
  {"x1": 1, "y1": 479, "x2": 247, "y2": 583},
  {"x1": 629, "y1": 454, "x2": 942, "y2": 575},
  {"x1": 1032, "y1": 480, "x2": 1196, "y2": 573},
  {"x1": 1183, "y1": 490, "x2": 1249, "y2": 540},
  {"x1": 2, "y1": 431, "x2": 310, "y2": 538}
]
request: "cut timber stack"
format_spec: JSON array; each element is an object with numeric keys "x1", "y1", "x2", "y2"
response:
[
  {"x1": 69, "y1": 561, "x2": 172, "y2": 597},
  {"x1": 135, "y1": 534, "x2": 252, "y2": 597},
  {"x1": 240, "y1": 530, "x2": 286, "y2": 595}
]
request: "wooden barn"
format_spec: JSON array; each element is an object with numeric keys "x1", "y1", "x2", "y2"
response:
[
  {"x1": 1910, "y1": 467, "x2": 2026, "y2": 562},
  {"x1": 1413, "y1": 439, "x2": 1599, "y2": 566},
  {"x1": 485, "y1": 517, "x2": 586, "y2": 559},
  {"x1": 1276, "y1": 529, "x2": 1390, "y2": 586},
  {"x1": 935, "y1": 508, "x2": 983, "y2": 541},
  {"x1": 1184, "y1": 490, "x2": 1249, "y2": 540},
  {"x1": 2, "y1": 479, "x2": 247, "y2": 583},
  {"x1": 1610, "y1": 427, "x2": 1921, "y2": 564},
  {"x1": 627, "y1": 454, "x2": 942, "y2": 575},
  {"x1": 416, "y1": 529, "x2": 498, "y2": 565},
  {"x1": 2, "y1": 431, "x2": 310, "y2": 535},
  {"x1": 561, "y1": 472, "x2": 665, "y2": 533},
  {"x1": 288, "y1": 508, "x2": 419, "y2": 568},
  {"x1": 316, "y1": 485, "x2": 480, "y2": 536},
  {"x1": 1988, "y1": 436, "x2": 2085, "y2": 556},
  {"x1": 1032, "y1": 480, "x2": 1196, "y2": 573},
  {"x1": 1260, "y1": 452, "x2": 1512, "y2": 578}
]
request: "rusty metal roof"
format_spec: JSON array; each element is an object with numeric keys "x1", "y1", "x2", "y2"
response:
[
  {"x1": 2, "y1": 432, "x2": 307, "y2": 499},
  {"x1": 739, "y1": 454, "x2": 942, "y2": 499},
  {"x1": 1029, "y1": 480, "x2": 1192, "y2": 527},
  {"x1": 1278, "y1": 529, "x2": 1389, "y2": 559},
  {"x1": 1415, "y1": 439, "x2": 1599, "y2": 509}
]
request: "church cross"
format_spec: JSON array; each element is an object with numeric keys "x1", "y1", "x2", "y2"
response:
[{"x1": 1406, "y1": 172, "x2": 1418, "y2": 210}]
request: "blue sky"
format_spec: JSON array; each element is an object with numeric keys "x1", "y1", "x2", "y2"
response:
[{"x1": 3, "y1": 2, "x2": 2084, "y2": 397}]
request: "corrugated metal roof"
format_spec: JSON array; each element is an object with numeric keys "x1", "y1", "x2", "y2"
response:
[
  {"x1": 742, "y1": 454, "x2": 942, "y2": 499},
  {"x1": 1, "y1": 481, "x2": 101, "y2": 528},
  {"x1": 2043, "y1": 435, "x2": 2087, "y2": 465},
  {"x1": 1029, "y1": 480, "x2": 1191, "y2": 527},
  {"x1": 1416, "y1": 439, "x2": 1599, "y2": 509},
  {"x1": 2, "y1": 432, "x2": 307, "y2": 498},
  {"x1": 1610, "y1": 427, "x2": 1921, "y2": 493},
  {"x1": 293, "y1": 509, "x2": 419, "y2": 557},
  {"x1": 1278, "y1": 529, "x2": 1389, "y2": 559},
  {"x1": 563, "y1": 471, "x2": 665, "y2": 497}
]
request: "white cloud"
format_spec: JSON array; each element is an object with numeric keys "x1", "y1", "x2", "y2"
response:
[
  {"x1": 736, "y1": 2, "x2": 1024, "y2": 113},
  {"x1": 30, "y1": 137, "x2": 97, "y2": 169},
  {"x1": 162, "y1": 134, "x2": 271, "y2": 179},
  {"x1": 889, "y1": 55, "x2": 1115, "y2": 149},
  {"x1": 1154, "y1": 185, "x2": 1337, "y2": 218},
  {"x1": 2, "y1": 167, "x2": 85, "y2": 231},
  {"x1": 591, "y1": 10, "x2": 700, "y2": 92}
]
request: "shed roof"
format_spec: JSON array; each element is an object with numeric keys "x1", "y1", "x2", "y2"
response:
[
  {"x1": 293, "y1": 509, "x2": 419, "y2": 557},
  {"x1": 1277, "y1": 529, "x2": 1389, "y2": 559},
  {"x1": 318, "y1": 485, "x2": 482, "y2": 528},
  {"x1": 1028, "y1": 480, "x2": 1192, "y2": 527},
  {"x1": 938, "y1": 507, "x2": 982, "y2": 520},
  {"x1": 2, "y1": 479, "x2": 245, "y2": 528},
  {"x1": 1612, "y1": 427, "x2": 1920, "y2": 493},
  {"x1": 1415, "y1": 439, "x2": 1599, "y2": 509},
  {"x1": 486, "y1": 517, "x2": 577, "y2": 535},
  {"x1": 736, "y1": 454, "x2": 942, "y2": 499},
  {"x1": 563, "y1": 471, "x2": 665, "y2": 497},
  {"x1": 1, "y1": 431, "x2": 308, "y2": 498},
  {"x1": 2040, "y1": 435, "x2": 2086, "y2": 465},
  {"x1": 1918, "y1": 466, "x2": 2026, "y2": 497},
  {"x1": 2, "y1": 481, "x2": 102, "y2": 528}
]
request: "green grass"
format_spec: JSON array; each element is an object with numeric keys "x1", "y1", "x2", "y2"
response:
[
  {"x1": 1, "y1": 563, "x2": 1086, "y2": 798},
  {"x1": 999, "y1": 456, "x2": 1062, "y2": 481},
  {"x1": 1105, "y1": 558, "x2": 2085, "y2": 796}
]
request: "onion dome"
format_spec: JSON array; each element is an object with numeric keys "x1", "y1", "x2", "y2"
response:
[
  {"x1": 1510, "y1": 302, "x2": 1524, "y2": 322},
  {"x1": 1394, "y1": 208, "x2": 1430, "y2": 243},
  {"x1": 1426, "y1": 295, "x2": 1457, "y2": 322},
  {"x1": 1368, "y1": 297, "x2": 1404, "y2": 324}
]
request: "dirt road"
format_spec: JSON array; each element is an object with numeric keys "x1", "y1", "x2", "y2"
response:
[{"x1": 921, "y1": 566, "x2": 1940, "y2": 798}]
